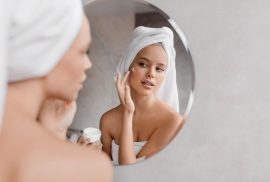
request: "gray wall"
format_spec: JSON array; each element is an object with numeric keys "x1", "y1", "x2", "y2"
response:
[
  {"x1": 112, "y1": 0, "x2": 270, "y2": 182},
  {"x1": 70, "y1": 10, "x2": 134, "y2": 130}
]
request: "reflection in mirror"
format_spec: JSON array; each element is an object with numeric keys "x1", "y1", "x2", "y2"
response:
[{"x1": 68, "y1": 0, "x2": 195, "y2": 165}]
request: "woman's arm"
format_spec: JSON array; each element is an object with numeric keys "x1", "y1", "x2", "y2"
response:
[
  {"x1": 116, "y1": 72, "x2": 137, "y2": 164},
  {"x1": 99, "y1": 115, "x2": 113, "y2": 160},
  {"x1": 118, "y1": 110, "x2": 136, "y2": 164},
  {"x1": 136, "y1": 114, "x2": 184, "y2": 158}
]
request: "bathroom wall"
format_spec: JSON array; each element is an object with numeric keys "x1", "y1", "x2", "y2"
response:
[
  {"x1": 112, "y1": 0, "x2": 270, "y2": 182},
  {"x1": 79, "y1": 0, "x2": 270, "y2": 181}
]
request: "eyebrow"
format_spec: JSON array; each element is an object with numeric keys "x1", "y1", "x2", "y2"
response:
[{"x1": 137, "y1": 56, "x2": 167, "y2": 67}]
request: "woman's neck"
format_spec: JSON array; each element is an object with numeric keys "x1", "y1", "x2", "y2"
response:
[
  {"x1": 4, "y1": 79, "x2": 46, "y2": 122},
  {"x1": 130, "y1": 90, "x2": 156, "y2": 114}
]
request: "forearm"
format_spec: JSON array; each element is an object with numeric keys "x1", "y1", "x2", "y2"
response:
[{"x1": 118, "y1": 111, "x2": 136, "y2": 164}]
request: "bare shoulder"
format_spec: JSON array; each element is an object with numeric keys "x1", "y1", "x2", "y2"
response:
[
  {"x1": 99, "y1": 105, "x2": 122, "y2": 132},
  {"x1": 21, "y1": 148, "x2": 112, "y2": 182},
  {"x1": 156, "y1": 100, "x2": 184, "y2": 129},
  {"x1": 51, "y1": 143, "x2": 113, "y2": 182},
  {"x1": 16, "y1": 128, "x2": 113, "y2": 182}
]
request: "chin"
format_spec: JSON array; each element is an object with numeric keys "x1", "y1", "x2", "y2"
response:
[
  {"x1": 137, "y1": 89, "x2": 154, "y2": 96},
  {"x1": 71, "y1": 93, "x2": 79, "y2": 101},
  {"x1": 63, "y1": 92, "x2": 78, "y2": 102},
  {"x1": 131, "y1": 85, "x2": 153, "y2": 96}
]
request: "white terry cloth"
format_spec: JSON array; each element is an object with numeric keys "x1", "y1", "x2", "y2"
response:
[
  {"x1": 116, "y1": 26, "x2": 179, "y2": 112},
  {"x1": 0, "y1": 0, "x2": 10, "y2": 128},
  {"x1": 7, "y1": 0, "x2": 83, "y2": 82},
  {"x1": 0, "y1": 0, "x2": 83, "y2": 129},
  {"x1": 111, "y1": 140, "x2": 147, "y2": 165},
  {"x1": 0, "y1": 59, "x2": 7, "y2": 129}
]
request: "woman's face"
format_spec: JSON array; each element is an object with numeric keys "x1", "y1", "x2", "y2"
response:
[
  {"x1": 129, "y1": 44, "x2": 168, "y2": 96},
  {"x1": 45, "y1": 15, "x2": 92, "y2": 101}
]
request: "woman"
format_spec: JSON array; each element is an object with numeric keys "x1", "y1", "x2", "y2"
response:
[
  {"x1": 0, "y1": 0, "x2": 112, "y2": 181},
  {"x1": 100, "y1": 26, "x2": 184, "y2": 165}
]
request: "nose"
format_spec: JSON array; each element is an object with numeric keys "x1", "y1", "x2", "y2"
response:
[
  {"x1": 85, "y1": 54, "x2": 92, "y2": 71},
  {"x1": 146, "y1": 67, "x2": 155, "y2": 79}
]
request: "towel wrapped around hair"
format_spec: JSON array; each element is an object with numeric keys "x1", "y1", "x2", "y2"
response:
[
  {"x1": 116, "y1": 26, "x2": 179, "y2": 112},
  {"x1": 0, "y1": 0, "x2": 83, "y2": 128},
  {"x1": 8, "y1": 0, "x2": 83, "y2": 82}
]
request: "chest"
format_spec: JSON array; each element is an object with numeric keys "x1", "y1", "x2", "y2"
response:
[{"x1": 112, "y1": 115, "x2": 161, "y2": 142}]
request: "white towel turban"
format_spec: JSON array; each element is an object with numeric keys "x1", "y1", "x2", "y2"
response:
[
  {"x1": 0, "y1": 0, "x2": 9, "y2": 128},
  {"x1": 0, "y1": 59, "x2": 7, "y2": 129},
  {"x1": 116, "y1": 26, "x2": 179, "y2": 112},
  {"x1": 0, "y1": 0, "x2": 83, "y2": 128},
  {"x1": 8, "y1": 0, "x2": 83, "y2": 82}
]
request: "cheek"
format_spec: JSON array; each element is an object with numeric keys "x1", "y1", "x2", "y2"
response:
[
  {"x1": 156, "y1": 74, "x2": 165, "y2": 87},
  {"x1": 131, "y1": 66, "x2": 146, "y2": 77},
  {"x1": 66, "y1": 59, "x2": 84, "y2": 78},
  {"x1": 129, "y1": 73, "x2": 136, "y2": 86},
  {"x1": 129, "y1": 72, "x2": 141, "y2": 90},
  {"x1": 129, "y1": 69, "x2": 143, "y2": 81}
]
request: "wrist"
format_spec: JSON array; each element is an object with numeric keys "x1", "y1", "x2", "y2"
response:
[
  {"x1": 124, "y1": 110, "x2": 134, "y2": 116},
  {"x1": 123, "y1": 111, "x2": 133, "y2": 124}
]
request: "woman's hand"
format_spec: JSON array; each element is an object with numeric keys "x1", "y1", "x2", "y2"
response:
[
  {"x1": 116, "y1": 71, "x2": 135, "y2": 114},
  {"x1": 38, "y1": 99, "x2": 77, "y2": 139},
  {"x1": 77, "y1": 136, "x2": 103, "y2": 151}
]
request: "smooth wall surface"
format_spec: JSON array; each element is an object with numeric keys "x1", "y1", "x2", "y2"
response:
[
  {"x1": 81, "y1": 0, "x2": 270, "y2": 181},
  {"x1": 111, "y1": 0, "x2": 270, "y2": 182}
]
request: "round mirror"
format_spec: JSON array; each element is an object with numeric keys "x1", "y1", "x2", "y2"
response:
[{"x1": 68, "y1": 0, "x2": 195, "y2": 165}]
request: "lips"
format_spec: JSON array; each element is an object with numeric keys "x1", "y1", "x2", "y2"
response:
[{"x1": 141, "y1": 80, "x2": 154, "y2": 88}]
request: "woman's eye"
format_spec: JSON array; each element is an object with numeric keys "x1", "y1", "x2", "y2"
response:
[
  {"x1": 156, "y1": 67, "x2": 165, "y2": 72},
  {"x1": 138, "y1": 62, "x2": 147, "y2": 68},
  {"x1": 86, "y1": 49, "x2": 90, "y2": 55}
]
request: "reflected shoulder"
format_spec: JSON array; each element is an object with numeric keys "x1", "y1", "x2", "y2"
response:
[
  {"x1": 100, "y1": 105, "x2": 122, "y2": 129},
  {"x1": 157, "y1": 101, "x2": 184, "y2": 128},
  {"x1": 168, "y1": 112, "x2": 184, "y2": 128}
]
